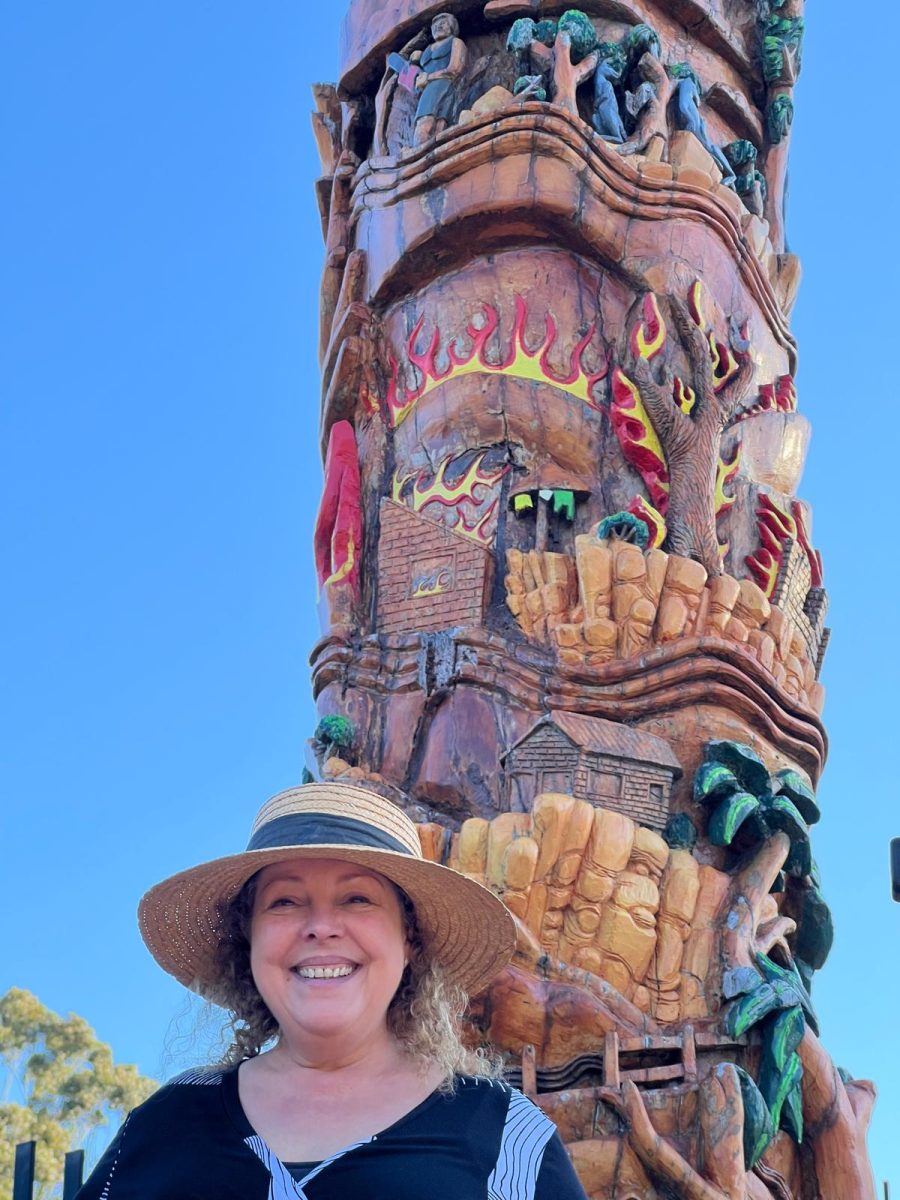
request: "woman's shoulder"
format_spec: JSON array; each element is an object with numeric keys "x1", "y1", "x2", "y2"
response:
[
  {"x1": 450, "y1": 1076, "x2": 553, "y2": 1125},
  {"x1": 125, "y1": 1065, "x2": 232, "y2": 1124},
  {"x1": 451, "y1": 1074, "x2": 513, "y2": 1098},
  {"x1": 165, "y1": 1065, "x2": 230, "y2": 1088}
]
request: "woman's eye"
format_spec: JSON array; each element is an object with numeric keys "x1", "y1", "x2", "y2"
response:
[
  {"x1": 345, "y1": 894, "x2": 373, "y2": 905},
  {"x1": 270, "y1": 895, "x2": 302, "y2": 908}
]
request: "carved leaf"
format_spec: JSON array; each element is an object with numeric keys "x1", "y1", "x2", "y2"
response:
[
  {"x1": 709, "y1": 791, "x2": 759, "y2": 846},
  {"x1": 704, "y1": 740, "x2": 770, "y2": 795},
  {"x1": 734, "y1": 1065, "x2": 775, "y2": 1169},
  {"x1": 766, "y1": 795, "x2": 808, "y2": 841},
  {"x1": 768, "y1": 1004, "x2": 805, "y2": 1071},
  {"x1": 781, "y1": 1071, "x2": 804, "y2": 1143},
  {"x1": 693, "y1": 760, "x2": 740, "y2": 804},
  {"x1": 764, "y1": 1046, "x2": 803, "y2": 1139},
  {"x1": 773, "y1": 767, "x2": 820, "y2": 825}
]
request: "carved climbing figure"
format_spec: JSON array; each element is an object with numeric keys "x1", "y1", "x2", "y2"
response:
[
  {"x1": 411, "y1": 13, "x2": 467, "y2": 146},
  {"x1": 724, "y1": 140, "x2": 767, "y2": 217},
  {"x1": 507, "y1": 16, "x2": 558, "y2": 100},
  {"x1": 591, "y1": 43, "x2": 627, "y2": 142},
  {"x1": 618, "y1": 24, "x2": 671, "y2": 161},
  {"x1": 668, "y1": 65, "x2": 736, "y2": 187}
]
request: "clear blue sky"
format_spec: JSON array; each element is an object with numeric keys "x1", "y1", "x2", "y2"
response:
[{"x1": 2, "y1": 2, "x2": 898, "y2": 1188}]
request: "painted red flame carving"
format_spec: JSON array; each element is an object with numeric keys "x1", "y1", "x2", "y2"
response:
[{"x1": 385, "y1": 296, "x2": 610, "y2": 426}]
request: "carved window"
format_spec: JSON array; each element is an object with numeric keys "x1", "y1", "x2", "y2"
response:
[
  {"x1": 540, "y1": 769, "x2": 573, "y2": 795},
  {"x1": 588, "y1": 768, "x2": 622, "y2": 799}
]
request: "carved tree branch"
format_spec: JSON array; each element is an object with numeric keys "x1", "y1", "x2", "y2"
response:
[{"x1": 669, "y1": 297, "x2": 715, "y2": 410}]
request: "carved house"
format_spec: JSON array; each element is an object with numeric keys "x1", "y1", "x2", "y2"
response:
[{"x1": 501, "y1": 712, "x2": 681, "y2": 829}]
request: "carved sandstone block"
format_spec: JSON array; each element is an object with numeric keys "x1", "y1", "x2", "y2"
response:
[
  {"x1": 656, "y1": 555, "x2": 708, "y2": 642},
  {"x1": 456, "y1": 817, "x2": 490, "y2": 882},
  {"x1": 733, "y1": 578, "x2": 771, "y2": 629},
  {"x1": 416, "y1": 822, "x2": 447, "y2": 863},
  {"x1": 500, "y1": 835, "x2": 539, "y2": 919},
  {"x1": 532, "y1": 793, "x2": 594, "y2": 952},
  {"x1": 648, "y1": 850, "x2": 701, "y2": 1022},
  {"x1": 487, "y1": 812, "x2": 532, "y2": 889},
  {"x1": 706, "y1": 574, "x2": 741, "y2": 635},
  {"x1": 575, "y1": 536, "x2": 612, "y2": 620}
]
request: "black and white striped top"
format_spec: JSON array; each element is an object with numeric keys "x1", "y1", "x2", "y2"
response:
[{"x1": 75, "y1": 1066, "x2": 587, "y2": 1200}]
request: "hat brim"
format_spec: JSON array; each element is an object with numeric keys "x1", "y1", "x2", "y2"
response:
[{"x1": 138, "y1": 844, "x2": 516, "y2": 1000}]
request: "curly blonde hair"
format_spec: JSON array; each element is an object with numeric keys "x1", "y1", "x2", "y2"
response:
[{"x1": 211, "y1": 873, "x2": 500, "y2": 1083}]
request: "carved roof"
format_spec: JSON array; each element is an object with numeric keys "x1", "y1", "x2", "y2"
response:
[{"x1": 503, "y1": 711, "x2": 682, "y2": 776}]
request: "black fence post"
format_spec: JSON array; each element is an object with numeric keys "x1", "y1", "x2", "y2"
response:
[
  {"x1": 63, "y1": 1149, "x2": 85, "y2": 1200},
  {"x1": 891, "y1": 839, "x2": 900, "y2": 901},
  {"x1": 13, "y1": 1142, "x2": 36, "y2": 1200}
]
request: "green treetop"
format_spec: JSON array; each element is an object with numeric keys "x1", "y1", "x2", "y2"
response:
[{"x1": 0, "y1": 988, "x2": 157, "y2": 1199}]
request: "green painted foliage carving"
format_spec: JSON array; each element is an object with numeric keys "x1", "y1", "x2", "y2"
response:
[
  {"x1": 666, "y1": 62, "x2": 703, "y2": 92},
  {"x1": 507, "y1": 18, "x2": 536, "y2": 53},
  {"x1": 557, "y1": 10, "x2": 598, "y2": 61},
  {"x1": 534, "y1": 19, "x2": 558, "y2": 46},
  {"x1": 595, "y1": 511, "x2": 650, "y2": 549},
  {"x1": 734, "y1": 1066, "x2": 775, "y2": 1169},
  {"x1": 762, "y1": 17, "x2": 804, "y2": 83},
  {"x1": 314, "y1": 714, "x2": 356, "y2": 762},
  {"x1": 726, "y1": 954, "x2": 815, "y2": 1155},
  {"x1": 767, "y1": 94, "x2": 794, "y2": 144},
  {"x1": 623, "y1": 23, "x2": 661, "y2": 61},
  {"x1": 693, "y1": 740, "x2": 819, "y2": 878},
  {"x1": 596, "y1": 41, "x2": 627, "y2": 77}
]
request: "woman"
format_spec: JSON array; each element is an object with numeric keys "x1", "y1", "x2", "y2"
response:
[
  {"x1": 412, "y1": 13, "x2": 467, "y2": 145},
  {"x1": 77, "y1": 782, "x2": 588, "y2": 1198}
]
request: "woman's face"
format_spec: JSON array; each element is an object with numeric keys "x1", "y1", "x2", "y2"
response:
[{"x1": 249, "y1": 858, "x2": 408, "y2": 1053}]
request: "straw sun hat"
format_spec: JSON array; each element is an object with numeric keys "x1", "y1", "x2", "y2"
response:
[{"x1": 139, "y1": 782, "x2": 516, "y2": 1000}]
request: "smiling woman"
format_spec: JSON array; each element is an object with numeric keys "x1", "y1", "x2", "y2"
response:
[{"x1": 74, "y1": 783, "x2": 589, "y2": 1199}]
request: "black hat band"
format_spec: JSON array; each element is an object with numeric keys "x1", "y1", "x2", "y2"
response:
[{"x1": 247, "y1": 812, "x2": 415, "y2": 857}]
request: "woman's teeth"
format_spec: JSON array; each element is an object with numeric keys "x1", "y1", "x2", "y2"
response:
[{"x1": 294, "y1": 965, "x2": 355, "y2": 979}]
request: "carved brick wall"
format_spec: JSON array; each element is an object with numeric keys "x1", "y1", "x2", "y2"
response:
[
  {"x1": 573, "y1": 756, "x2": 673, "y2": 830},
  {"x1": 377, "y1": 501, "x2": 492, "y2": 636}
]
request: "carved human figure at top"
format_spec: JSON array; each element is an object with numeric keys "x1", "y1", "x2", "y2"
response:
[
  {"x1": 411, "y1": 13, "x2": 467, "y2": 146},
  {"x1": 668, "y1": 65, "x2": 736, "y2": 187},
  {"x1": 591, "y1": 43, "x2": 627, "y2": 142},
  {"x1": 617, "y1": 24, "x2": 671, "y2": 161}
]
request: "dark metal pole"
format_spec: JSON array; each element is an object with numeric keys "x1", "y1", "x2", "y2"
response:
[
  {"x1": 12, "y1": 1142, "x2": 36, "y2": 1200},
  {"x1": 63, "y1": 1149, "x2": 85, "y2": 1200},
  {"x1": 891, "y1": 839, "x2": 900, "y2": 901}
]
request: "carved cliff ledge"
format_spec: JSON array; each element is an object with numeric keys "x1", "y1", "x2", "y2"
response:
[
  {"x1": 310, "y1": 628, "x2": 827, "y2": 780},
  {"x1": 506, "y1": 538, "x2": 824, "y2": 715},
  {"x1": 351, "y1": 103, "x2": 797, "y2": 356}
]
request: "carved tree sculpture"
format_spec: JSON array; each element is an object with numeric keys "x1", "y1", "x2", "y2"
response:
[
  {"x1": 310, "y1": 2, "x2": 875, "y2": 1197},
  {"x1": 625, "y1": 296, "x2": 753, "y2": 575}
]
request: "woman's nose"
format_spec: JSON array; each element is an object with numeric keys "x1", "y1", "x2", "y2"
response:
[{"x1": 301, "y1": 904, "x2": 344, "y2": 938}]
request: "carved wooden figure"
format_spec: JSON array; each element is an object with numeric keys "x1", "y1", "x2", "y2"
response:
[{"x1": 308, "y1": 2, "x2": 876, "y2": 1197}]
